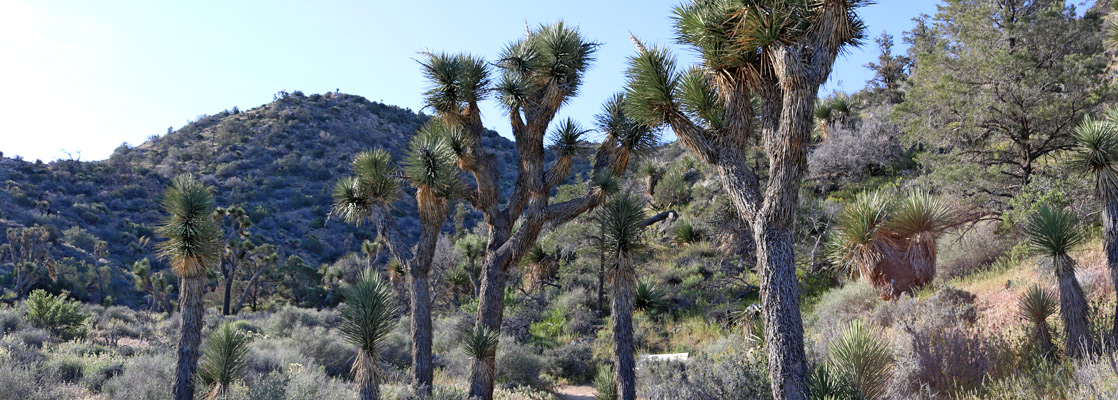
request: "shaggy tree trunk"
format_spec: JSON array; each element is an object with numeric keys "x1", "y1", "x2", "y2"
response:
[
  {"x1": 408, "y1": 197, "x2": 443, "y2": 395},
  {"x1": 1034, "y1": 323, "x2": 1056, "y2": 361},
  {"x1": 222, "y1": 266, "x2": 234, "y2": 315},
  {"x1": 357, "y1": 355, "x2": 380, "y2": 400},
  {"x1": 1103, "y1": 197, "x2": 1118, "y2": 345},
  {"x1": 1055, "y1": 254, "x2": 1094, "y2": 358},
  {"x1": 612, "y1": 257, "x2": 637, "y2": 400},
  {"x1": 172, "y1": 276, "x2": 205, "y2": 400}
]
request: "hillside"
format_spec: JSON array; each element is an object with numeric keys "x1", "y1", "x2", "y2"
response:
[{"x1": 0, "y1": 91, "x2": 548, "y2": 306}]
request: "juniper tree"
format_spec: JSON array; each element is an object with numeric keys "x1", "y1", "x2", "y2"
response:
[{"x1": 622, "y1": 1, "x2": 869, "y2": 398}]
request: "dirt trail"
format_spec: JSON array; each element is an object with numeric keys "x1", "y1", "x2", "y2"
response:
[{"x1": 555, "y1": 385, "x2": 596, "y2": 400}]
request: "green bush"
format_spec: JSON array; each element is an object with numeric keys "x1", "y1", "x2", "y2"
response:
[
  {"x1": 25, "y1": 290, "x2": 88, "y2": 340},
  {"x1": 594, "y1": 365, "x2": 617, "y2": 400},
  {"x1": 828, "y1": 320, "x2": 892, "y2": 400}
]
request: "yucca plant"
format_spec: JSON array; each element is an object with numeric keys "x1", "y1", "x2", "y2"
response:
[
  {"x1": 198, "y1": 323, "x2": 250, "y2": 400},
  {"x1": 157, "y1": 175, "x2": 221, "y2": 400},
  {"x1": 339, "y1": 268, "x2": 398, "y2": 400},
  {"x1": 461, "y1": 324, "x2": 500, "y2": 384},
  {"x1": 602, "y1": 193, "x2": 647, "y2": 400},
  {"x1": 807, "y1": 364, "x2": 859, "y2": 400},
  {"x1": 671, "y1": 218, "x2": 703, "y2": 245},
  {"x1": 1070, "y1": 111, "x2": 1118, "y2": 344},
  {"x1": 1024, "y1": 206, "x2": 1094, "y2": 358},
  {"x1": 827, "y1": 191, "x2": 951, "y2": 299},
  {"x1": 520, "y1": 243, "x2": 554, "y2": 293},
  {"x1": 1018, "y1": 285, "x2": 1057, "y2": 360},
  {"x1": 594, "y1": 365, "x2": 618, "y2": 400},
  {"x1": 633, "y1": 278, "x2": 667, "y2": 314},
  {"x1": 828, "y1": 320, "x2": 892, "y2": 400}
]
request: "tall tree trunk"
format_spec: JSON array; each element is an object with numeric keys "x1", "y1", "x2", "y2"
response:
[
  {"x1": 222, "y1": 269, "x2": 234, "y2": 315},
  {"x1": 1056, "y1": 254, "x2": 1094, "y2": 358},
  {"x1": 232, "y1": 265, "x2": 268, "y2": 315},
  {"x1": 172, "y1": 276, "x2": 205, "y2": 400},
  {"x1": 409, "y1": 272, "x2": 433, "y2": 394},
  {"x1": 1103, "y1": 196, "x2": 1118, "y2": 344},
  {"x1": 357, "y1": 350, "x2": 380, "y2": 400},
  {"x1": 612, "y1": 257, "x2": 637, "y2": 400},
  {"x1": 469, "y1": 253, "x2": 509, "y2": 399}
]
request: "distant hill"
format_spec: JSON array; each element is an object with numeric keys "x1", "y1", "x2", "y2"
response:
[{"x1": 0, "y1": 90, "x2": 567, "y2": 304}]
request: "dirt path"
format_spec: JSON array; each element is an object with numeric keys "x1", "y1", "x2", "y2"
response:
[{"x1": 555, "y1": 385, "x2": 597, "y2": 400}]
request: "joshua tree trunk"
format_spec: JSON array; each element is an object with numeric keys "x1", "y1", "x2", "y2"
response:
[
  {"x1": 222, "y1": 268, "x2": 234, "y2": 315},
  {"x1": 1103, "y1": 197, "x2": 1118, "y2": 344},
  {"x1": 408, "y1": 201, "x2": 443, "y2": 394},
  {"x1": 1056, "y1": 254, "x2": 1094, "y2": 358},
  {"x1": 172, "y1": 276, "x2": 205, "y2": 400},
  {"x1": 1034, "y1": 322, "x2": 1056, "y2": 360},
  {"x1": 612, "y1": 257, "x2": 637, "y2": 400},
  {"x1": 357, "y1": 350, "x2": 380, "y2": 400}
]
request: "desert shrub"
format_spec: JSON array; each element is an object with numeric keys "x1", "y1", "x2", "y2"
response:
[
  {"x1": 283, "y1": 363, "x2": 355, "y2": 400},
  {"x1": 828, "y1": 320, "x2": 892, "y2": 399},
  {"x1": 0, "y1": 362, "x2": 64, "y2": 400},
  {"x1": 494, "y1": 385, "x2": 556, "y2": 400},
  {"x1": 1069, "y1": 354, "x2": 1118, "y2": 399},
  {"x1": 102, "y1": 352, "x2": 176, "y2": 400},
  {"x1": 808, "y1": 107, "x2": 902, "y2": 183},
  {"x1": 807, "y1": 281, "x2": 879, "y2": 359},
  {"x1": 544, "y1": 338, "x2": 596, "y2": 383},
  {"x1": 936, "y1": 222, "x2": 1010, "y2": 280},
  {"x1": 652, "y1": 168, "x2": 693, "y2": 207},
  {"x1": 267, "y1": 306, "x2": 341, "y2": 336},
  {"x1": 245, "y1": 336, "x2": 306, "y2": 376},
  {"x1": 290, "y1": 325, "x2": 355, "y2": 377},
  {"x1": 886, "y1": 287, "x2": 1009, "y2": 398},
  {"x1": 671, "y1": 218, "x2": 703, "y2": 245},
  {"x1": 25, "y1": 289, "x2": 88, "y2": 340},
  {"x1": 638, "y1": 334, "x2": 770, "y2": 399},
  {"x1": 0, "y1": 307, "x2": 24, "y2": 333},
  {"x1": 807, "y1": 364, "x2": 860, "y2": 400},
  {"x1": 496, "y1": 337, "x2": 546, "y2": 388}
]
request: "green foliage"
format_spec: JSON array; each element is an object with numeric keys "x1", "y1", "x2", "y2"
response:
[
  {"x1": 462, "y1": 324, "x2": 499, "y2": 363},
  {"x1": 634, "y1": 278, "x2": 667, "y2": 314},
  {"x1": 1024, "y1": 206, "x2": 1084, "y2": 256},
  {"x1": 406, "y1": 121, "x2": 464, "y2": 198},
  {"x1": 593, "y1": 365, "x2": 617, "y2": 400},
  {"x1": 418, "y1": 52, "x2": 490, "y2": 115},
  {"x1": 156, "y1": 175, "x2": 221, "y2": 278},
  {"x1": 338, "y1": 268, "x2": 397, "y2": 382},
  {"x1": 601, "y1": 193, "x2": 647, "y2": 255},
  {"x1": 331, "y1": 149, "x2": 401, "y2": 226},
  {"x1": 827, "y1": 320, "x2": 892, "y2": 400},
  {"x1": 25, "y1": 289, "x2": 88, "y2": 340},
  {"x1": 548, "y1": 118, "x2": 590, "y2": 158},
  {"x1": 671, "y1": 218, "x2": 703, "y2": 245},
  {"x1": 807, "y1": 364, "x2": 859, "y2": 400},
  {"x1": 198, "y1": 322, "x2": 251, "y2": 398},
  {"x1": 1018, "y1": 285, "x2": 1057, "y2": 328}
]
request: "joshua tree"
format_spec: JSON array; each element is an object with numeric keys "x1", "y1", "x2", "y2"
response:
[
  {"x1": 156, "y1": 175, "x2": 221, "y2": 400},
  {"x1": 214, "y1": 205, "x2": 251, "y2": 316},
  {"x1": 601, "y1": 193, "x2": 647, "y2": 400},
  {"x1": 331, "y1": 121, "x2": 462, "y2": 394},
  {"x1": 1071, "y1": 110, "x2": 1118, "y2": 344},
  {"x1": 1018, "y1": 284, "x2": 1058, "y2": 360},
  {"x1": 131, "y1": 258, "x2": 174, "y2": 313},
  {"x1": 1024, "y1": 206, "x2": 1094, "y2": 358},
  {"x1": 339, "y1": 268, "x2": 398, "y2": 400},
  {"x1": 198, "y1": 323, "x2": 251, "y2": 400},
  {"x1": 827, "y1": 191, "x2": 952, "y2": 299},
  {"x1": 623, "y1": 2, "x2": 869, "y2": 397},
  {"x1": 417, "y1": 23, "x2": 657, "y2": 399}
]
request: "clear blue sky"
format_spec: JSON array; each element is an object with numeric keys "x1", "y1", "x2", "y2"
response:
[{"x1": 1, "y1": 0, "x2": 945, "y2": 161}]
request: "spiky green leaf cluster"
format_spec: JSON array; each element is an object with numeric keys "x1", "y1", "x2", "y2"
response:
[
  {"x1": 497, "y1": 21, "x2": 598, "y2": 109},
  {"x1": 198, "y1": 322, "x2": 251, "y2": 397},
  {"x1": 339, "y1": 268, "x2": 397, "y2": 356},
  {"x1": 521, "y1": 243, "x2": 549, "y2": 267},
  {"x1": 634, "y1": 278, "x2": 667, "y2": 313},
  {"x1": 461, "y1": 324, "x2": 500, "y2": 361},
  {"x1": 1024, "y1": 206, "x2": 1084, "y2": 256},
  {"x1": 405, "y1": 121, "x2": 464, "y2": 198},
  {"x1": 623, "y1": 45, "x2": 680, "y2": 127},
  {"x1": 1071, "y1": 112, "x2": 1118, "y2": 195},
  {"x1": 330, "y1": 149, "x2": 401, "y2": 226},
  {"x1": 548, "y1": 118, "x2": 590, "y2": 158},
  {"x1": 1018, "y1": 285, "x2": 1057, "y2": 327},
  {"x1": 597, "y1": 93, "x2": 660, "y2": 158},
  {"x1": 593, "y1": 365, "x2": 618, "y2": 400},
  {"x1": 602, "y1": 193, "x2": 648, "y2": 254},
  {"x1": 828, "y1": 319, "x2": 892, "y2": 400},
  {"x1": 156, "y1": 175, "x2": 221, "y2": 277},
  {"x1": 827, "y1": 190, "x2": 951, "y2": 267},
  {"x1": 419, "y1": 52, "x2": 490, "y2": 116}
]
